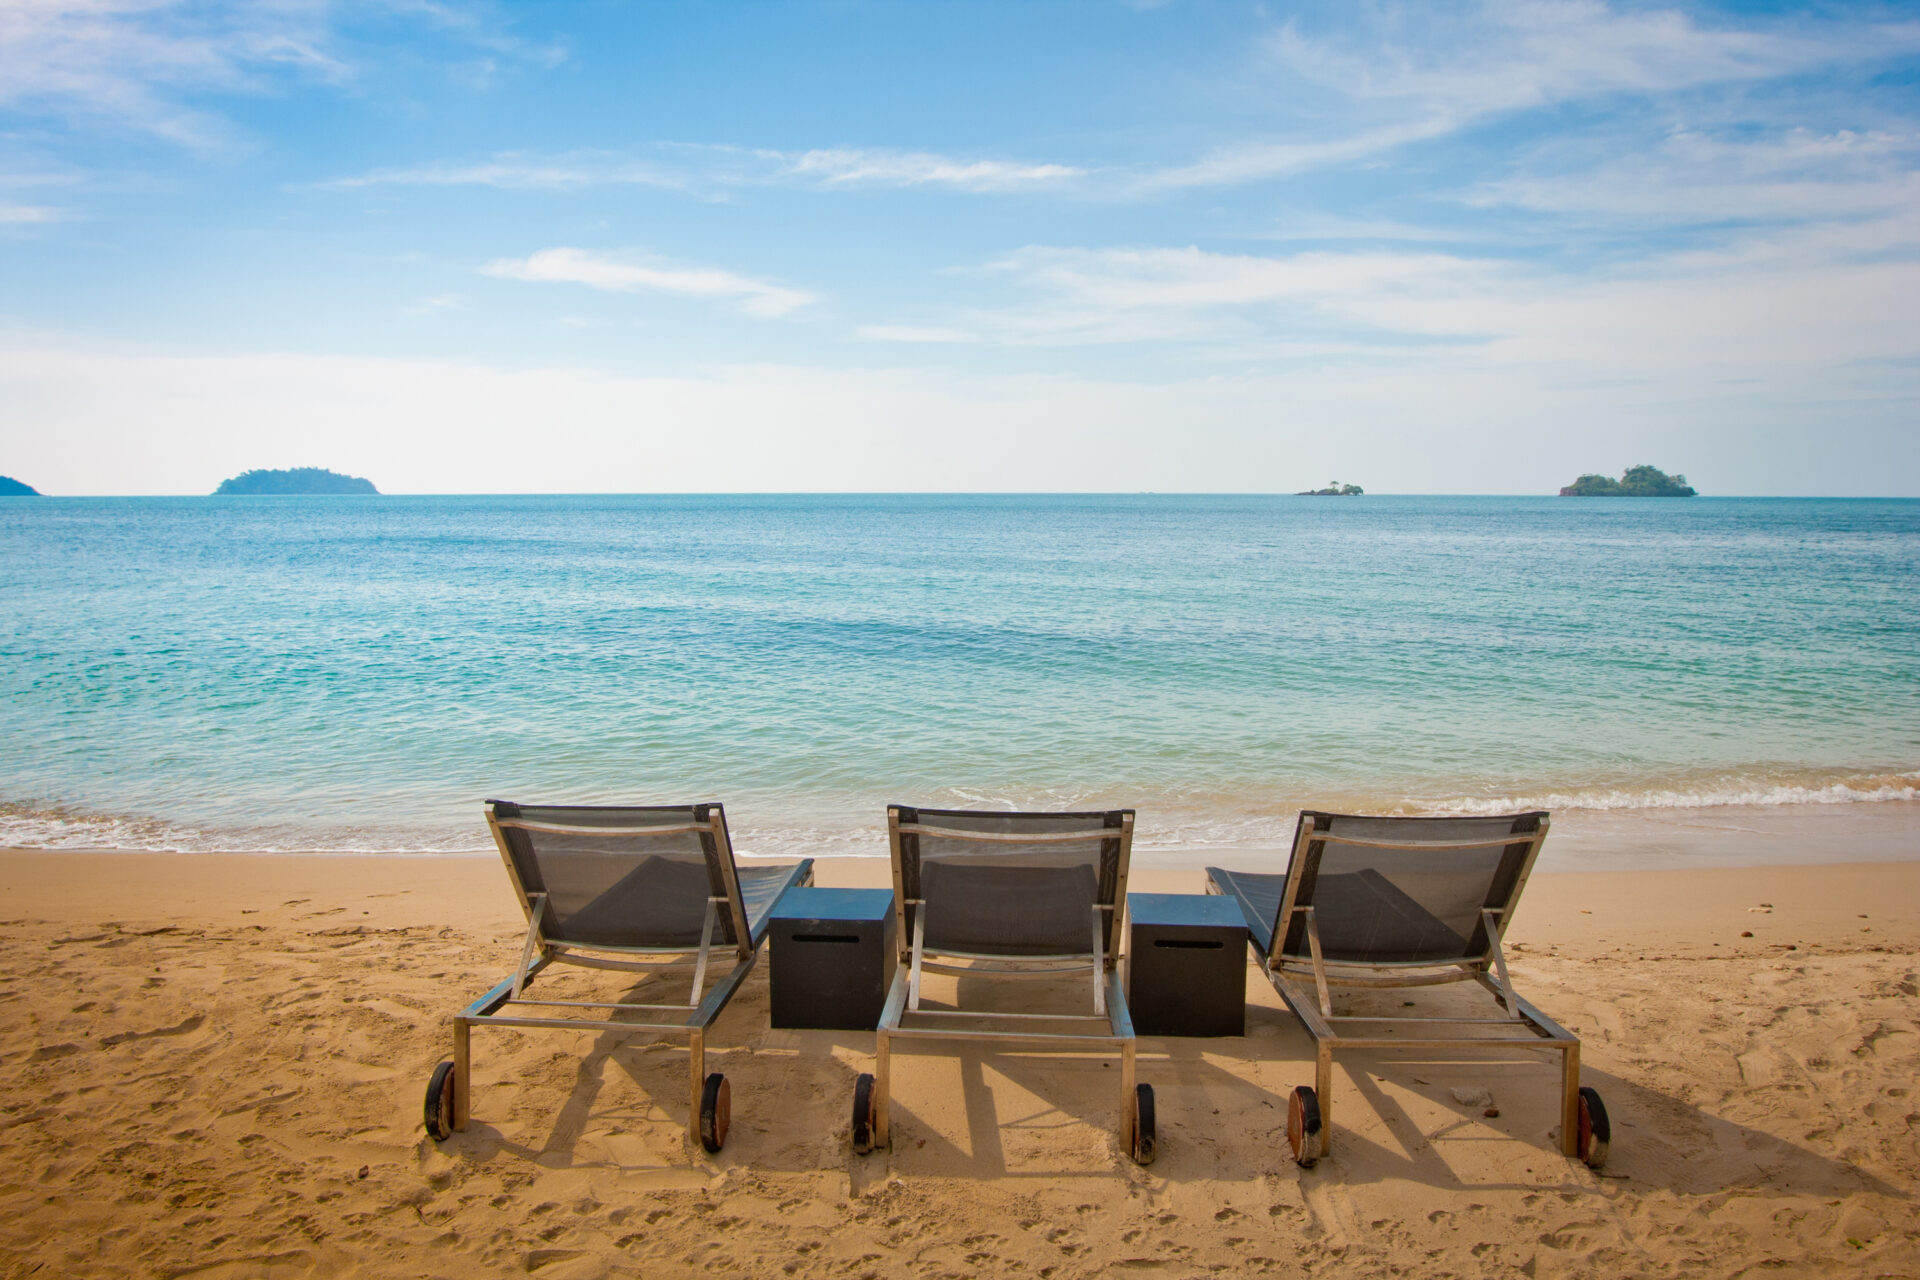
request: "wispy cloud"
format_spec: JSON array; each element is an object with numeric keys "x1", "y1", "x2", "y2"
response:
[
  {"x1": 915, "y1": 244, "x2": 1497, "y2": 347},
  {"x1": 1267, "y1": 1, "x2": 1865, "y2": 118},
  {"x1": 482, "y1": 247, "x2": 816, "y2": 317},
  {"x1": 770, "y1": 148, "x2": 1083, "y2": 191},
  {"x1": 875, "y1": 202, "x2": 1920, "y2": 359},
  {"x1": 322, "y1": 153, "x2": 690, "y2": 192},
  {"x1": 1140, "y1": 119, "x2": 1458, "y2": 191},
  {"x1": 0, "y1": 201, "x2": 61, "y2": 224},
  {"x1": 325, "y1": 143, "x2": 1083, "y2": 195},
  {"x1": 398, "y1": 292, "x2": 464, "y2": 317},
  {"x1": 1147, "y1": 1, "x2": 1920, "y2": 190},
  {"x1": 0, "y1": 0, "x2": 347, "y2": 148},
  {"x1": 1471, "y1": 126, "x2": 1920, "y2": 224},
  {"x1": 0, "y1": 1, "x2": 562, "y2": 150},
  {"x1": 856, "y1": 324, "x2": 976, "y2": 344}
]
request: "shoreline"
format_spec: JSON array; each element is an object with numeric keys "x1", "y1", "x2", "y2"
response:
[
  {"x1": 5, "y1": 797, "x2": 1914, "y2": 871},
  {"x1": 5, "y1": 848, "x2": 1917, "y2": 952}
]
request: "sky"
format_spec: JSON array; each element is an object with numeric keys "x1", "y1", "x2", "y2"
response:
[{"x1": 1, "y1": 0, "x2": 1918, "y2": 495}]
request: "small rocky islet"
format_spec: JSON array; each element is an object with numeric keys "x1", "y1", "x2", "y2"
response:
[
  {"x1": 1560, "y1": 465, "x2": 1696, "y2": 497},
  {"x1": 213, "y1": 467, "x2": 379, "y2": 495},
  {"x1": 0, "y1": 474, "x2": 40, "y2": 496}
]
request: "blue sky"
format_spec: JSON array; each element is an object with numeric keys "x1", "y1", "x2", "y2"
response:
[{"x1": 2, "y1": 0, "x2": 1918, "y2": 494}]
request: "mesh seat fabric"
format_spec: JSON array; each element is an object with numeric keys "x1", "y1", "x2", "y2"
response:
[
  {"x1": 894, "y1": 806, "x2": 1130, "y2": 959},
  {"x1": 921, "y1": 861, "x2": 1100, "y2": 955},
  {"x1": 1267, "y1": 811, "x2": 1544, "y2": 966},
  {"x1": 1204, "y1": 867, "x2": 1282, "y2": 955},
  {"x1": 490, "y1": 801, "x2": 806, "y2": 951}
]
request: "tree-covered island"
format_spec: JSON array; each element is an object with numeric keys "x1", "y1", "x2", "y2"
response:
[
  {"x1": 0, "y1": 474, "x2": 40, "y2": 496},
  {"x1": 1559, "y1": 465, "x2": 1696, "y2": 497},
  {"x1": 1298, "y1": 481, "x2": 1364, "y2": 495},
  {"x1": 214, "y1": 467, "x2": 379, "y2": 495}
]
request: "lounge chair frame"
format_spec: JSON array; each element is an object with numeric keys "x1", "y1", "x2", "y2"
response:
[
  {"x1": 870, "y1": 806, "x2": 1143, "y2": 1156},
  {"x1": 1211, "y1": 812, "x2": 1581, "y2": 1161},
  {"x1": 449, "y1": 802, "x2": 813, "y2": 1146}
]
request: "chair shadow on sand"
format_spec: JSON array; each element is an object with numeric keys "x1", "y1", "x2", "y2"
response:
[{"x1": 433, "y1": 963, "x2": 1907, "y2": 1209}]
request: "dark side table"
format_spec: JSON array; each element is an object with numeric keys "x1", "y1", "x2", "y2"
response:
[
  {"x1": 767, "y1": 887, "x2": 897, "y2": 1030},
  {"x1": 1126, "y1": 892, "x2": 1247, "y2": 1037}
]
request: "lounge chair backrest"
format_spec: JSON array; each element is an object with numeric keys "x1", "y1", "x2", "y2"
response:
[
  {"x1": 889, "y1": 806, "x2": 1134, "y2": 960},
  {"x1": 485, "y1": 801, "x2": 752, "y2": 956},
  {"x1": 1273, "y1": 811, "x2": 1548, "y2": 966}
]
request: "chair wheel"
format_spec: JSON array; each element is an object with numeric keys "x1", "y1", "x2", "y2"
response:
[
  {"x1": 1287, "y1": 1085, "x2": 1321, "y2": 1168},
  {"x1": 1130, "y1": 1083, "x2": 1157, "y2": 1166},
  {"x1": 423, "y1": 1060, "x2": 456, "y2": 1141},
  {"x1": 1577, "y1": 1086, "x2": 1610, "y2": 1169},
  {"x1": 698, "y1": 1072, "x2": 731, "y2": 1153},
  {"x1": 851, "y1": 1073, "x2": 877, "y2": 1155}
]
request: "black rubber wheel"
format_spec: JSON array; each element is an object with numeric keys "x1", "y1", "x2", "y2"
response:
[
  {"x1": 1577, "y1": 1086, "x2": 1611, "y2": 1169},
  {"x1": 1129, "y1": 1083, "x2": 1157, "y2": 1166},
  {"x1": 698, "y1": 1072, "x2": 731, "y2": 1153},
  {"x1": 1287, "y1": 1085, "x2": 1322, "y2": 1168},
  {"x1": 423, "y1": 1059, "x2": 456, "y2": 1141},
  {"x1": 851, "y1": 1073, "x2": 877, "y2": 1155}
]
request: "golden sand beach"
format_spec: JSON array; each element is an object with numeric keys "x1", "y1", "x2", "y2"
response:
[{"x1": 2, "y1": 848, "x2": 1915, "y2": 1278}]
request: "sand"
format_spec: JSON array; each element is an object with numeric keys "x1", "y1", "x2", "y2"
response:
[{"x1": 2, "y1": 848, "x2": 1915, "y2": 1278}]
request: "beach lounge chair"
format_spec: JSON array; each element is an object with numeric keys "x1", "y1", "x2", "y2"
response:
[
  {"x1": 851, "y1": 805, "x2": 1156, "y2": 1165},
  {"x1": 1206, "y1": 811, "x2": 1610, "y2": 1169},
  {"x1": 422, "y1": 801, "x2": 813, "y2": 1152}
]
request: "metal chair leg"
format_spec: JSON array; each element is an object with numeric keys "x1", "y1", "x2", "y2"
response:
[
  {"x1": 453, "y1": 1017, "x2": 472, "y2": 1132},
  {"x1": 1559, "y1": 1042, "x2": 1582, "y2": 1157},
  {"x1": 875, "y1": 1027, "x2": 892, "y2": 1149},
  {"x1": 1315, "y1": 1043, "x2": 1334, "y2": 1158},
  {"x1": 687, "y1": 1029, "x2": 705, "y2": 1147}
]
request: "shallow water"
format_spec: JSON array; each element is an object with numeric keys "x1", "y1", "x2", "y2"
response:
[{"x1": 1, "y1": 494, "x2": 1914, "y2": 858}]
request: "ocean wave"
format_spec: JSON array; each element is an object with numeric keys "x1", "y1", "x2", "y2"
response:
[
  {"x1": 0, "y1": 804, "x2": 491, "y2": 855},
  {"x1": 1418, "y1": 772, "x2": 1920, "y2": 816},
  {"x1": 4, "y1": 769, "x2": 1915, "y2": 855}
]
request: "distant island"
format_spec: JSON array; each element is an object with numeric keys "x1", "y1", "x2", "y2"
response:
[
  {"x1": 1560, "y1": 465, "x2": 1696, "y2": 497},
  {"x1": 1298, "y1": 481, "x2": 1364, "y2": 495},
  {"x1": 0, "y1": 474, "x2": 39, "y2": 496},
  {"x1": 214, "y1": 467, "x2": 379, "y2": 496}
]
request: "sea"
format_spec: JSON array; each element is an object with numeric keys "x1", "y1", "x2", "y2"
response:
[{"x1": 2, "y1": 495, "x2": 1915, "y2": 867}]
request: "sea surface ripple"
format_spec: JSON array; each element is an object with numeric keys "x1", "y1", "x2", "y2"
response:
[{"x1": 1, "y1": 494, "x2": 1915, "y2": 857}]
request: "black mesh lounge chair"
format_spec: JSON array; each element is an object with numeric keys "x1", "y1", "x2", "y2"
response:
[
  {"x1": 1207, "y1": 811, "x2": 1611, "y2": 1169},
  {"x1": 422, "y1": 802, "x2": 813, "y2": 1152},
  {"x1": 850, "y1": 806, "x2": 1155, "y2": 1165}
]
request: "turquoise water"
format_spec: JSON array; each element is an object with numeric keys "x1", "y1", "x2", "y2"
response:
[{"x1": 1, "y1": 495, "x2": 1915, "y2": 857}]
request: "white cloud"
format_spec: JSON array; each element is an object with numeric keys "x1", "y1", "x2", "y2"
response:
[
  {"x1": 1142, "y1": 1, "x2": 1920, "y2": 190},
  {"x1": 1141, "y1": 119, "x2": 1459, "y2": 191},
  {"x1": 483, "y1": 247, "x2": 816, "y2": 317},
  {"x1": 0, "y1": 0, "x2": 557, "y2": 149},
  {"x1": 321, "y1": 153, "x2": 690, "y2": 192},
  {"x1": 924, "y1": 244, "x2": 1496, "y2": 346},
  {"x1": 0, "y1": 201, "x2": 61, "y2": 223},
  {"x1": 1472, "y1": 127, "x2": 1920, "y2": 224},
  {"x1": 1269, "y1": 1, "x2": 1918, "y2": 121},
  {"x1": 989, "y1": 244, "x2": 1485, "y2": 311},
  {"x1": 0, "y1": 0, "x2": 347, "y2": 147},
  {"x1": 856, "y1": 324, "x2": 976, "y2": 344},
  {"x1": 885, "y1": 203, "x2": 1920, "y2": 374},
  {"x1": 326, "y1": 143, "x2": 1083, "y2": 195},
  {"x1": 771, "y1": 148, "x2": 1083, "y2": 191},
  {"x1": 398, "y1": 293, "x2": 463, "y2": 317}
]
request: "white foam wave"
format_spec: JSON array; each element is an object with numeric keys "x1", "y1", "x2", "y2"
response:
[
  {"x1": 0, "y1": 806, "x2": 490, "y2": 855},
  {"x1": 5, "y1": 769, "x2": 1915, "y2": 855},
  {"x1": 1422, "y1": 774, "x2": 1920, "y2": 816}
]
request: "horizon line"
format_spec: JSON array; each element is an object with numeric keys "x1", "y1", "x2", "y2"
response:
[{"x1": 7, "y1": 490, "x2": 1919, "y2": 500}]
